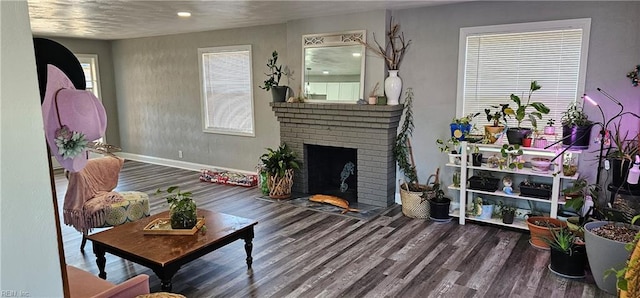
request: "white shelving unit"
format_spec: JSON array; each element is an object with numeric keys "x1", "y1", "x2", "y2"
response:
[{"x1": 448, "y1": 141, "x2": 580, "y2": 231}]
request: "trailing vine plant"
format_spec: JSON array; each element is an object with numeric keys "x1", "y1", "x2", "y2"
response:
[{"x1": 393, "y1": 88, "x2": 419, "y2": 185}]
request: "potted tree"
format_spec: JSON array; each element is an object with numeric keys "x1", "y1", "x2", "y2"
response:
[
  {"x1": 260, "y1": 143, "x2": 299, "y2": 199},
  {"x1": 561, "y1": 101, "x2": 593, "y2": 149},
  {"x1": 505, "y1": 81, "x2": 551, "y2": 145},
  {"x1": 394, "y1": 89, "x2": 430, "y2": 218},
  {"x1": 484, "y1": 103, "x2": 511, "y2": 144},
  {"x1": 543, "y1": 227, "x2": 587, "y2": 278},
  {"x1": 259, "y1": 50, "x2": 289, "y2": 102},
  {"x1": 156, "y1": 186, "x2": 198, "y2": 229}
]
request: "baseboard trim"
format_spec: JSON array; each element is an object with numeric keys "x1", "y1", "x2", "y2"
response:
[{"x1": 116, "y1": 152, "x2": 256, "y2": 175}]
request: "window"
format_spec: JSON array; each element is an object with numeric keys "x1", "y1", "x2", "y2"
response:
[
  {"x1": 199, "y1": 45, "x2": 255, "y2": 136},
  {"x1": 456, "y1": 19, "x2": 591, "y2": 136},
  {"x1": 75, "y1": 54, "x2": 101, "y2": 100}
]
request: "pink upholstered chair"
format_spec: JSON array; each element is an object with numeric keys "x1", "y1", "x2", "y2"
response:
[
  {"x1": 67, "y1": 265, "x2": 150, "y2": 298},
  {"x1": 63, "y1": 156, "x2": 150, "y2": 251}
]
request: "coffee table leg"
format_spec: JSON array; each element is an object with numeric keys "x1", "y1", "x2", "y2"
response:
[
  {"x1": 244, "y1": 228, "x2": 254, "y2": 270},
  {"x1": 153, "y1": 268, "x2": 179, "y2": 292},
  {"x1": 93, "y1": 244, "x2": 107, "y2": 279}
]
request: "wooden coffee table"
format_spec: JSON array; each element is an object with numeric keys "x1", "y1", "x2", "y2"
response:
[{"x1": 87, "y1": 209, "x2": 257, "y2": 292}]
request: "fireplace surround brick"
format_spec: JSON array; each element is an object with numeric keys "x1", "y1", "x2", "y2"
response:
[{"x1": 271, "y1": 102, "x2": 403, "y2": 207}]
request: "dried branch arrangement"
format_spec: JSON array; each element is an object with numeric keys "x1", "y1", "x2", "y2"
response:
[{"x1": 361, "y1": 17, "x2": 412, "y2": 70}]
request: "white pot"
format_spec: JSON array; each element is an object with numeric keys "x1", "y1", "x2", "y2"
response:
[
  {"x1": 448, "y1": 153, "x2": 461, "y2": 165},
  {"x1": 384, "y1": 70, "x2": 402, "y2": 105}
]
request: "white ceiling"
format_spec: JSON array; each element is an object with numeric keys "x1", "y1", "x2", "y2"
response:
[{"x1": 27, "y1": 0, "x2": 465, "y2": 40}]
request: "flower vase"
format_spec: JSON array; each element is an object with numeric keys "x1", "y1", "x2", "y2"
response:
[{"x1": 384, "y1": 70, "x2": 402, "y2": 105}]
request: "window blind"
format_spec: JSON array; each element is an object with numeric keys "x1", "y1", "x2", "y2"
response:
[
  {"x1": 200, "y1": 46, "x2": 254, "y2": 136},
  {"x1": 462, "y1": 27, "x2": 585, "y2": 137}
]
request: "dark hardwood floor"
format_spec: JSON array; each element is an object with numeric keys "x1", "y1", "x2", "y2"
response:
[{"x1": 55, "y1": 160, "x2": 613, "y2": 297}]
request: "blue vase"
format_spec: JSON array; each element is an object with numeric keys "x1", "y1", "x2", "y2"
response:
[{"x1": 476, "y1": 205, "x2": 494, "y2": 220}]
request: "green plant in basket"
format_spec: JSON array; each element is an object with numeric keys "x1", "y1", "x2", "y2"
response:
[{"x1": 156, "y1": 186, "x2": 199, "y2": 229}]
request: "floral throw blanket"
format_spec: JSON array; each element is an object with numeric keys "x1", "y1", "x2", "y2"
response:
[{"x1": 199, "y1": 169, "x2": 258, "y2": 187}]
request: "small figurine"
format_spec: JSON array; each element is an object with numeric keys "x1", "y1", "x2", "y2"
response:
[{"x1": 503, "y1": 176, "x2": 513, "y2": 194}]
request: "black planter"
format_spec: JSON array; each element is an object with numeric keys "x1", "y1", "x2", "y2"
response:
[
  {"x1": 472, "y1": 153, "x2": 483, "y2": 167},
  {"x1": 502, "y1": 210, "x2": 515, "y2": 224},
  {"x1": 562, "y1": 125, "x2": 593, "y2": 149},
  {"x1": 549, "y1": 245, "x2": 586, "y2": 278},
  {"x1": 271, "y1": 86, "x2": 289, "y2": 102},
  {"x1": 610, "y1": 158, "x2": 640, "y2": 189},
  {"x1": 429, "y1": 198, "x2": 451, "y2": 220},
  {"x1": 506, "y1": 128, "x2": 531, "y2": 145},
  {"x1": 468, "y1": 176, "x2": 500, "y2": 192}
]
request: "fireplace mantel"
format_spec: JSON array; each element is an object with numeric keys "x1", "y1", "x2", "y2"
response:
[{"x1": 271, "y1": 102, "x2": 403, "y2": 207}]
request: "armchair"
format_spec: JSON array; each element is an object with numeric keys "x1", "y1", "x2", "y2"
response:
[{"x1": 67, "y1": 265, "x2": 150, "y2": 298}]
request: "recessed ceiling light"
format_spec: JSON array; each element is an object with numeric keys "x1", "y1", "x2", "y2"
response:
[
  {"x1": 177, "y1": 12, "x2": 191, "y2": 17},
  {"x1": 352, "y1": 53, "x2": 361, "y2": 57},
  {"x1": 322, "y1": 71, "x2": 329, "y2": 74}
]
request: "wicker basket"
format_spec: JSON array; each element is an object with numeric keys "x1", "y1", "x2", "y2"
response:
[{"x1": 400, "y1": 172, "x2": 438, "y2": 219}]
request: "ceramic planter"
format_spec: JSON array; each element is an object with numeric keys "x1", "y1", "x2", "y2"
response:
[
  {"x1": 526, "y1": 217, "x2": 566, "y2": 249},
  {"x1": 506, "y1": 128, "x2": 531, "y2": 145},
  {"x1": 484, "y1": 125, "x2": 506, "y2": 144},
  {"x1": 450, "y1": 123, "x2": 472, "y2": 141},
  {"x1": 271, "y1": 86, "x2": 289, "y2": 102},
  {"x1": 584, "y1": 221, "x2": 637, "y2": 294},
  {"x1": 544, "y1": 126, "x2": 555, "y2": 135},
  {"x1": 471, "y1": 153, "x2": 483, "y2": 167}
]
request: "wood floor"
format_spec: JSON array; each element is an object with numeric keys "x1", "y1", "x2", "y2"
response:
[{"x1": 55, "y1": 160, "x2": 613, "y2": 297}]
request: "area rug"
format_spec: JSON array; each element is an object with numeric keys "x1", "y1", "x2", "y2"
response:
[{"x1": 256, "y1": 193, "x2": 389, "y2": 220}]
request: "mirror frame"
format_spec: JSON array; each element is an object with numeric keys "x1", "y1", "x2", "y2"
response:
[{"x1": 302, "y1": 30, "x2": 366, "y2": 103}]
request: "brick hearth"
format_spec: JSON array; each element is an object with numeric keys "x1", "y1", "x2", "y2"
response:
[{"x1": 271, "y1": 103, "x2": 403, "y2": 207}]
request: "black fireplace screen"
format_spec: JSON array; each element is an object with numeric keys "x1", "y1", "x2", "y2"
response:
[{"x1": 306, "y1": 144, "x2": 357, "y2": 203}]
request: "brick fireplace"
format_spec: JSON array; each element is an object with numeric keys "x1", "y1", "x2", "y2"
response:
[{"x1": 271, "y1": 103, "x2": 403, "y2": 207}]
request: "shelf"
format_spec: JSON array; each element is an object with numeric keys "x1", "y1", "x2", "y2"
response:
[
  {"x1": 468, "y1": 143, "x2": 582, "y2": 156},
  {"x1": 447, "y1": 184, "x2": 461, "y2": 191},
  {"x1": 445, "y1": 163, "x2": 461, "y2": 168},
  {"x1": 449, "y1": 209, "x2": 528, "y2": 230},
  {"x1": 467, "y1": 189, "x2": 553, "y2": 203},
  {"x1": 468, "y1": 163, "x2": 556, "y2": 178}
]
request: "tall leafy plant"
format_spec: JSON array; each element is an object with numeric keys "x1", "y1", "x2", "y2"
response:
[
  {"x1": 393, "y1": 88, "x2": 418, "y2": 184},
  {"x1": 508, "y1": 81, "x2": 550, "y2": 129},
  {"x1": 259, "y1": 51, "x2": 286, "y2": 91},
  {"x1": 260, "y1": 143, "x2": 300, "y2": 178}
]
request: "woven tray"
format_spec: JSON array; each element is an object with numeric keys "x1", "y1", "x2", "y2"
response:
[{"x1": 143, "y1": 218, "x2": 205, "y2": 235}]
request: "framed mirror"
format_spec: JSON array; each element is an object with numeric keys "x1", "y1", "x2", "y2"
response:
[{"x1": 302, "y1": 30, "x2": 365, "y2": 103}]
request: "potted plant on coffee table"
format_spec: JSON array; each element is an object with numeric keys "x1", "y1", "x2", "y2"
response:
[
  {"x1": 260, "y1": 143, "x2": 299, "y2": 199},
  {"x1": 156, "y1": 186, "x2": 198, "y2": 229},
  {"x1": 259, "y1": 50, "x2": 289, "y2": 102},
  {"x1": 543, "y1": 227, "x2": 587, "y2": 278},
  {"x1": 561, "y1": 101, "x2": 593, "y2": 149},
  {"x1": 484, "y1": 103, "x2": 511, "y2": 144},
  {"x1": 505, "y1": 81, "x2": 550, "y2": 145}
]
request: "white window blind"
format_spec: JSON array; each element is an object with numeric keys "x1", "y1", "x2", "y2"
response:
[
  {"x1": 199, "y1": 45, "x2": 255, "y2": 136},
  {"x1": 459, "y1": 19, "x2": 590, "y2": 136}
]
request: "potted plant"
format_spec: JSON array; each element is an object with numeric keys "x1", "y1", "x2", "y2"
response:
[
  {"x1": 483, "y1": 103, "x2": 511, "y2": 144},
  {"x1": 543, "y1": 227, "x2": 587, "y2": 278},
  {"x1": 436, "y1": 137, "x2": 461, "y2": 164},
  {"x1": 429, "y1": 182, "x2": 451, "y2": 221},
  {"x1": 544, "y1": 118, "x2": 556, "y2": 135},
  {"x1": 526, "y1": 216, "x2": 567, "y2": 249},
  {"x1": 450, "y1": 112, "x2": 480, "y2": 141},
  {"x1": 497, "y1": 201, "x2": 518, "y2": 224},
  {"x1": 584, "y1": 221, "x2": 640, "y2": 294},
  {"x1": 607, "y1": 123, "x2": 640, "y2": 188},
  {"x1": 561, "y1": 101, "x2": 593, "y2": 149},
  {"x1": 259, "y1": 50, "x2": 289, "y2": 102},
  {"x1": 470, "y1": 144, "x2": 482, "y2": 167},
  {"x1": 260, "y1": 143, "x2": 300, "y2": 199},
  {"x1": 500, "y1": 144, "x2": 524, "y2": 170},
  {"x1": 505, "y1": 81, "x2": 550, "y2": 145},
  {"x1": 156, "y1": 186, "x2": 198, "y2": 229}
]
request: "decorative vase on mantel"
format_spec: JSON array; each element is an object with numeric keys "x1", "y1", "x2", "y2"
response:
[{"x1": 384, "y1": 70, "x2": 402, "y2": 105}]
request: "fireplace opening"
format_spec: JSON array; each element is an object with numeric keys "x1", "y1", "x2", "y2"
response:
[{"x1": 306, "y1": 144, "x2": 357, "y2": 203}]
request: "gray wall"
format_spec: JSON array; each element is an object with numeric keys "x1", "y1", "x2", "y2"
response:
[
  {"x1": 393, "y1": 1, "x2": 640, "y2": 194},
  {"x1": 1, "y1": 1, "x2": 64, "y2": 295},
  {"x1": 112, "y1": 24, "x2": 286, "y2": 171},
  {"x1": 36, "y1": 36, "x2": 121, "y2": 146}
]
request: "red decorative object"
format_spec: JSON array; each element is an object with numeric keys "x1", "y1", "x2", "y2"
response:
[{"x1": 199, "y1": 169, "x2": 258, "y2": 187}]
